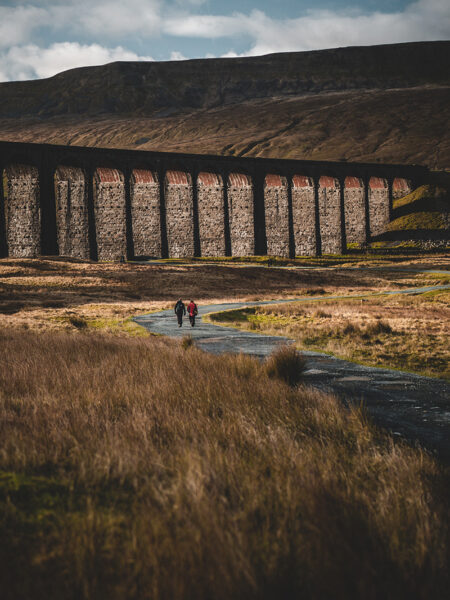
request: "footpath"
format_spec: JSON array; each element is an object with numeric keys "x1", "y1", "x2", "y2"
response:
[{"x1": 134, "y1": 284, "x2": 450, "y2": 461}]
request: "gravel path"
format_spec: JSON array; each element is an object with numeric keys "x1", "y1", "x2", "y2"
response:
[{"x1": 134, "y1": 284, "x2": 450, "y2": 461}]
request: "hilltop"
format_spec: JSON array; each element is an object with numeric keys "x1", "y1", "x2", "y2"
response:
[{"x1": 0, "y1": 41, "x2": 449, "y2": 167}]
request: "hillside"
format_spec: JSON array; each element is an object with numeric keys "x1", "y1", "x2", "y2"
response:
[{"x1": 0, "y1": 41, "x2": 449, "y2": 167}]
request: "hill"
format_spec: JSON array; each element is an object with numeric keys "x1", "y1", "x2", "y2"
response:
[{"x1": 0, "y1": 41, "x2": 449, "y2": 167}]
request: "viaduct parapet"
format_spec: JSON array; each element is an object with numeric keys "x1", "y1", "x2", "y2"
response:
[{"x1": 0, "y1": 141, "x2": 427, "y2": 260}]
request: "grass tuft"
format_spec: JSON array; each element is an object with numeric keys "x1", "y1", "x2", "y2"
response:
[
  {"x1": 181, "y1": 334, "x2": 194, "y2": 350},
  {"x1": 365, "y1": 319, "x2": 393, "y2": 336},
  {"x1": 68, "y1": 316, "x2": 87, "y2": 329},
  {"x1": 265, "y1": 344, "x2": 306, "y2": 386}
]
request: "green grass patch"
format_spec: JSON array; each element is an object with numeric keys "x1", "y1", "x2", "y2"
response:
[
  {"x1": 388, "y1": 211, "x2": 447, "y2": 231},
  {"x1": 393, "y1": 184, "x2": 449, "y2": 210}
]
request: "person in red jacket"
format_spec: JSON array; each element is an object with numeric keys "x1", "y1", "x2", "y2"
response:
[{"x1": 187, "y1": 300, "x2": 198, "y2": 327}]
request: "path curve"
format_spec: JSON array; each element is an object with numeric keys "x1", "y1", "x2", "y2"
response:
[{"x1": 135, "y1": 284, "x2": 450, "y2": 461}]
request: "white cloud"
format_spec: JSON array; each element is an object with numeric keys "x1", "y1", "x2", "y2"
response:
[
  {"x1": 164, "y1": 1, "x2": 450, "y2": 56},
  {"x1": 0, "y1": 42, "x2": 154, "y2": 81},
  {"x1": 163, "y1": 14, "x2": 243, "y2": 38},
  {"x1": 0, "y1": 0, "x2": 449, "y2": 81},
  {"x1": 0, "y1": 5, "x2": 48, "y2": 48},
  {"x1": 0, "y1": 0, "x2": 163, "y2": 46},
  {"x1": 66, "y1": 0, "x2": 162, "y2": 38},
  {"x1": 169, "y1": 51, "x2": 188, "y2": 60}
]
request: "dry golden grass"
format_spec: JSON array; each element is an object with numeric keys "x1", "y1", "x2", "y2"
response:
[
  {"x1": 1, "y1": 256, "x2": 446, "y2": 334},
  {"x1": 0, "y1": 329, "x2": 448, "y2": 599},
  {"x1": 211, "y1": 290, "x2": 450, "y2": 379}
]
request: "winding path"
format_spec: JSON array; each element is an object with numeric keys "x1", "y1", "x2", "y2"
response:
[{"x1": 135, "y1": 284, "x2": 450, "y2": 461}]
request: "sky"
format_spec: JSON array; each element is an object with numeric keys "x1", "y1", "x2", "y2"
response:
[{"x1": 0, "y1": 0, "x2": 449, "y2": 82}]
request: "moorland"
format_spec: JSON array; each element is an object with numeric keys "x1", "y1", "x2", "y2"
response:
[
  {"x1": 0, "y1": 41, "x2": 449, "y2": 168},
  {"x1": 0, "y1": 254, "x2": 449, "y2": 599}
]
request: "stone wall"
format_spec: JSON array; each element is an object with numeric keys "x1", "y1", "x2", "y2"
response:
[
  {"x1": 54, "y1": 166, "x2": 89, "y2": 259},
  {"x1": 197, "y1": 172, "x2": 225, "y2": 257},
  {"x1": 5, "y1": 164, "x2": 40, "y2": 257},
  {"x1": 93, "y1": 168, "x2": 127, "y2": 261},
  {"x1": 368, "y1": 177, "x2": 389, "y2": 236},
  {"x1": 165, "y1": 170, "x2": 194, "y2": 258},
  {"x1": 264, "y1": 174, "x2": 289, "y2": 257},
  {"x1": 344, "y1": 176, "x2": 366, "y2": 245},
  {"x1": 131, "y1": 169, "x2": 160, "y2": 258},
  {"x1": 228, "y1": 173, "x2": 254, "y2": 256},
  {"x1": 393, "y1": 178, "x2": 412, "y2": 200},
  {"x1": 291, "y1": 175, "x2": 316, "y2": 256},
  {"x1": 318, "y1": 176, "x2": 342, "y2": 254}
]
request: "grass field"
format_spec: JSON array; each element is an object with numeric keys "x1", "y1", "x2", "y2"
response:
[
  {"x1": 0, "y1": 255, "x2": 449, "y2": 598},
  {"x1": 0, "y1": 254, "x2": 447, "y2": 333},
  {"x1": 209, "y1": 289, "x2": 450, "y2": 379},
  {"x1": 0, "y1": 330, "x2": 449, "y2": 600}
]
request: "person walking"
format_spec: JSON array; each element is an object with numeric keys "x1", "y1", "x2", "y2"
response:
[
  {"x1": 174, "y1": 298, "x2": 186, "y2": 327},
  {"x1": 187, "y1": 300, "x2": 198, "y2": 327}
]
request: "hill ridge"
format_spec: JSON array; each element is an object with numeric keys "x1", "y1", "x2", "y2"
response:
[{"x1": 0, "y1": 41, "x2": 448, "y2": 168}]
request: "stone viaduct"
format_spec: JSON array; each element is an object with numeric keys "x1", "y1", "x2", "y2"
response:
[{"x1": 0, "y1": 141, "x2": 428, "y2": 261}]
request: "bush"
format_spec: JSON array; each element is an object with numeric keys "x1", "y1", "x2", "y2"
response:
[{"x1": 265, "y1": 344, "x2": 306, "y2": 386}]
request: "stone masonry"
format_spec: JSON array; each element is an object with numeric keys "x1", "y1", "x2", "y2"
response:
[
  {"x1": 264, "y1": 174, "x2": 289, "y2": 257},
  {"x1": 291, "y1": 175, "x2": 316, "y2": 256},
  {"x1": 5, "y1": 164, "x2": 40, "y2": 257},
  {"x1": 197, "y1": 172, "x2": 225, "y2": 257},
  {"x1": 228, "y1": 173, "x2": 254, "y2": 256},
  {"x1": 54, "y1": 166, "x2": 89, "y2": 259},
  {"x1": 93, "y1": 168, "x2": 127, "y2": 261},
  {"x1": 369, "y1": 177, "x2": 389, "y2": 237},
  {"x1": 131, "y1": 169, "x2": 161, "y2": 258},
  {"x1": 165, "y1": 170, "x2": 194, "y2": 258},
  {"x1": 344, "y1": 176, "x2": 366, "y2": 245},
  {"x1": 393, "y1": 178, "x2": 412, "y2": 200},
  {"x1": 318, "y1": 176, "x2": 342, "y2": 254}
]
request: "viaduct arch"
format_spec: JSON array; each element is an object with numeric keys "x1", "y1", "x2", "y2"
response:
[{"x1": 0, "y1": 141, "x2": 425, "y2": 260}]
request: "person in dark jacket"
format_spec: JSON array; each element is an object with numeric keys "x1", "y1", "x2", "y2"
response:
[
  {"x1": 174, "y1": 299, "x2": 186, "y2": 327},
  {"x1": 187, "y1": 300, "x2": 198, "y2": 327}
]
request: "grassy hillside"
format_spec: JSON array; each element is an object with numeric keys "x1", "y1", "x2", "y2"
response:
[
  {"x1": 370, "y1": 185, "x2": 450, "y2": 245},
  {"x1": 0, "y1": 42, "x2": 449, "y2": 168}
]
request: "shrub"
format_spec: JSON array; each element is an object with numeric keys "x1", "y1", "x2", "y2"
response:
[{"x1": 265, "y1": 344, "x2": 306, "y2": 386}]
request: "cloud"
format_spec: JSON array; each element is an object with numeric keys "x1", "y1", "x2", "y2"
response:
[
  {"x1": 0, "y1": 0, "x2": 449, "y2": 81},
  {"x1": 66, "y1": 0, "x2": 162, "y2": 38},
  {"x1": 0, "y1": 0, "x2": 163, "y2": 47},
  {"x1": 169, "y1": 51, "x2": 188, "y2": 61},
  {"x1": 164, "y1": 1, "x2": 450, "y2": 55},
  {"x1": 0, "y1": 4, "x2": 48, "y2": 48},
  {"x1": 163, "y1": 14, "x2": 243, "y2": 38},
  {"x1": 0, "y1": 42, "x2": 154, "y2": 81}
]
